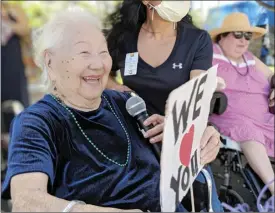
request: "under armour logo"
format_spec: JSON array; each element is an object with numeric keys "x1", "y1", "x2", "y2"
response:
[{"x1": 172, "y1": 63, "x2": 183, "y2": 69}]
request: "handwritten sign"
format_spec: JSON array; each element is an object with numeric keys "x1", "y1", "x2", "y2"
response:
[{"x1": 160, "y1": 65, "x2": 218, "y2": 212}]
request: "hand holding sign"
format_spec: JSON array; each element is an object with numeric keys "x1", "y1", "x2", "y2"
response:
[
  {"x1": 160, "y1": 65, "x2": 218, "y2": 212},
  {"x1": 200, "y1": 126, "x2": 220, "y2": 165}
]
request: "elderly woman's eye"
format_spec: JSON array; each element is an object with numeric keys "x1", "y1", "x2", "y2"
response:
[
  {"x1": 80, "y1": 51, "x2": 90, "y2": 54},
  {"x1": 100, "y1": 51, "x2": 108, "y2": 54}
]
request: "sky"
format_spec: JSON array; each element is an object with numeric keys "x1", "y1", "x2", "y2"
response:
[{"x1": 191, "y1": 1, "x2": 240, "y2": 20}]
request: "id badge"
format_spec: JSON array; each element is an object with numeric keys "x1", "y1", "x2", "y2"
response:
[{"x1": 124, "y1": 52, "x2": 139, "y2": 76}]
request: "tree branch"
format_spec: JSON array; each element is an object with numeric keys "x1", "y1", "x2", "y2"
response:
[{"x1": 255, "y1": 0, "x2": 275, "y2": 12}]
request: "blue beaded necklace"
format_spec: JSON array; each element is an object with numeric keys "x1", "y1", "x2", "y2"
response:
[{"x1": 50, "y1": 94, "x2": 131, "y2": 167}]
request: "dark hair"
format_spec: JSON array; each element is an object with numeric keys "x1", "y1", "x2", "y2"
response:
[
  {"x1": 105, "y1": 0, "x2": 194, "y2": 67},
  {"x1": 216, "y1": 32, "x2": 230, "y2": 43}
]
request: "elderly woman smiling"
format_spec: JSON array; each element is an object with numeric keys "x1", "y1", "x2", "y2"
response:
[{"x1": 1, "y1": 9, "x2": 222, "y2": 212}]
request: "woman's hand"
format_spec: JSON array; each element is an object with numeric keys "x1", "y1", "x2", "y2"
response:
[
  {"x1": 269, "y1": 89, "x2": 274, "y2": 108},
  {"x1": 200, "y1": 125, "x2": 221, "y2": 165},
  {"x1": 269, "y1": 74, "x2": 275, "y2": 108},
  {"x1": 143, "y1": 114, "x2": 165, "y2": 143},
  {"x1": 269, "y1": 74, "x2": 275, "y2": 113},
  {"x1": 190, "y1": 70, "x2": 226, "y2": 91},
  {"x1": 216, "y1": 76, "x2": 226, "y2": 91},
  {"x1": 142, "y1": 114, "x2": 220, "y2": 164}
]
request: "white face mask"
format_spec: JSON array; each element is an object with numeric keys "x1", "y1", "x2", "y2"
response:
[{"x1": 147, "y1": 1, "x2": 190, "y2": 23}]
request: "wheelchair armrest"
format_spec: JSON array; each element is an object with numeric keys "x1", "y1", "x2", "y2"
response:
[
  {"x1": 1, "y1": 199, "x2": 12, "y2": 212},
  {"x1": 220, "y1": 136, "x2": 242, "y2": 152},
  {"x1": 209, "y1": 92, "x2": 228, "y2": 115}
]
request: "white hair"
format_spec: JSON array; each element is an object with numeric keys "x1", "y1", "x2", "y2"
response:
[{"x1": 33, "y1": 7, "x2": 102, "y2": 91}]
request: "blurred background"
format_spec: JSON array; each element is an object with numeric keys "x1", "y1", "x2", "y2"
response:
[{"x1": 1, "y1": 0, "x2": 274, "y2": 104}]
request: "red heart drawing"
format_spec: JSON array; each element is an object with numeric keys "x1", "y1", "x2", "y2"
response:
[{"x1": 179, "y1": 124, "x2": 195, "y2": 167}]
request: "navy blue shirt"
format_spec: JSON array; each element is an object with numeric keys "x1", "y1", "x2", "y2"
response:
[
  {"x1": 111, "y1": 25, "x2": 213, "y2": 115},
  {"x1": 2, "y1": 90, "x2": 178, "y2": 212}
]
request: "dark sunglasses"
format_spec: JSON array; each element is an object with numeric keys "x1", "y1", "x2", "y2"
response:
[{"x1": 232, "y1": 31, "x2": 253, "y2": 41}]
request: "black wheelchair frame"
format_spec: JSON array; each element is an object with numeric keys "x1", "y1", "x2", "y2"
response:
[{"x1": 214, "y1": 137, "x2": 274, "y2": 211}]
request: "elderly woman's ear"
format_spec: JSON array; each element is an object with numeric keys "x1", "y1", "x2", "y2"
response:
[{"x1": 44, "y1": 51, "x2": 56, "y2": 80}]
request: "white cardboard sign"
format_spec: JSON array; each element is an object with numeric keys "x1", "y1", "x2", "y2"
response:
[{"x1": 160, "y1": 65, "x2": 218, "y2": 212}]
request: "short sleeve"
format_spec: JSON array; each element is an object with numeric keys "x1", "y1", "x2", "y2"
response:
[
  {"x1": 1, "y1": 111, "x2": 57, "y2": 199},
  {"x1": 191, "y1": 31, "x2": 213, "y2": 71}
]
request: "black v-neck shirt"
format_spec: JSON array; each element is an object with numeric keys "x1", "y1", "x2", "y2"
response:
[{"x1": 111, "y1": 25, "x2": 213, "y2": 115}]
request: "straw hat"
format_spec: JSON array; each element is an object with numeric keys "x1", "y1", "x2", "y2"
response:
[{"x1": 209, "y1": 12, "x2": 266, "y2": 42}]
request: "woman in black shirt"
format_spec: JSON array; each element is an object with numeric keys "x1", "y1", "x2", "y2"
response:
[
  {"x1": 106, "y1": 0, "x2": 215, "y2": 115},
  {"x1": 1, "y1": 2, "x2": 30, "y2": 108},
  {"x1": 106, "y1": 1, "x2": 223, "y2": 212}
]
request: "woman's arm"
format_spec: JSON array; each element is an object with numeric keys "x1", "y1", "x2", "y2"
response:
[
  {"x1": 107, "y1": 72, "x2": 133, "y2": 92},
  {"x1": 189, "y1": 32, "x2": 226, "y2": 91},
  {"x1": 191, "y1": 70, "x2": 226, "y2": 91},
  {"x1": 11, "y1": 172, "x2": 138, "y2": 212},
  {"x1": 6, "y1": 112, "x2": 140, "y2": 212},
  {"x1": 254, "y1": 55, "x2": 274, "y2": 84},
  {"x1": 107, "y1": 73, "x2": 122, "y2": 89},
  {"x1": 11, "y1": 172, "x2": 83, "y2": 212}
]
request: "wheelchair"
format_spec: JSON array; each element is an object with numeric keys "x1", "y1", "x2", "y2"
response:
[
  {"x1": 212, "y1": 136, "x2": 274, "y2": 212},
  {"x1": 208, "y1": 91, "x2": 274, "y2": 211}
]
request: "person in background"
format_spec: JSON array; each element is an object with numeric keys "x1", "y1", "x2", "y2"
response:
[
  {"x1": 1, "y1": 2, "x2": 30, "y2": 108},
  {"x1": 209, "y1": 12, "x2": 275, "y2": 195},
  {"x1": 106, "y1": 0, "x2": 224, "y2": 211},
  {"x1": 1, "y1": 8, "x2": 223, "y2": 212},
  {"x1": 266, "y1": 53, "x2": 274, "y2": 66},
  {"x1": 260, "y1": 44, "x2": 269, "y2": 64},
  {"x1": 1, "y1": 2, "x2": 31, "y2": 182}
]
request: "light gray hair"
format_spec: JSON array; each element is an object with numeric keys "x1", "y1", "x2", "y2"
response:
[{"x1": 32, "y1": 7, "x2": 102, "y2": 91}]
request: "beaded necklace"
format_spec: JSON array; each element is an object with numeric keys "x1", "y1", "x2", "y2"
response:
[
  {"x1": 50, "y1": 94, "x2": 131, "y2": 167},
  {"x1": 227, "y1": 55, "x2": 249, "y2": 76},
  {"x1": 218, "y1": 44, "x2": 249, "y2": 76}
]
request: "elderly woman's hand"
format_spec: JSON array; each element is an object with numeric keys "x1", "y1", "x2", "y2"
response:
[
  {"x1": 200, "y1": 125, "x2": 221, "y2": 165},
  {"x1": 143, "y1": 114, "x2": 164, "y2": 143}
]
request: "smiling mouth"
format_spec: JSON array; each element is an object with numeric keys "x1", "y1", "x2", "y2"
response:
[{"x1": 82, "y1": 76, "x2": 102, "y2": 83}]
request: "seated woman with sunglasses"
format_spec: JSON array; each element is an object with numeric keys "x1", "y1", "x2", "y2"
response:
[{"x1": 209, "y1": 12, "x2": 275, "y2": 195}]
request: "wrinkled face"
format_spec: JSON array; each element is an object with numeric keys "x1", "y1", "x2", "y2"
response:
[
  {"x1": 47, "y1": 21, "x2": 112, "y2": 102},
  {"x1": 219, "y1": 32, "x2": 251, "y2": 59}
]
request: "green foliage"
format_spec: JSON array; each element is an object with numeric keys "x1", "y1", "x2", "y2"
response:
[
  {"x1": 75, "y1": 1, "x2": 97, "y2": 15},
  {"x1": 7, "y1": 1, "x2": 101, "y2": 29},
  {"x1": 189, "y1": 10, "x2": 204, "y2": 29}
]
